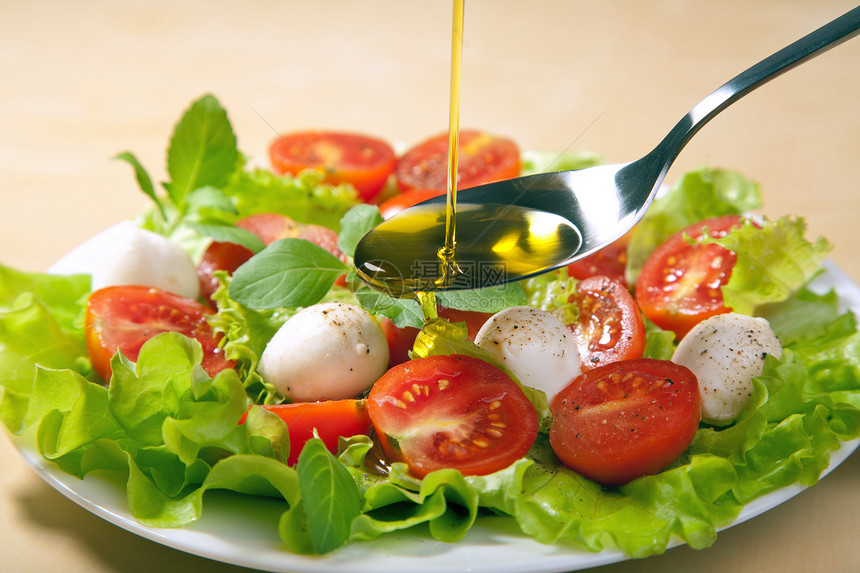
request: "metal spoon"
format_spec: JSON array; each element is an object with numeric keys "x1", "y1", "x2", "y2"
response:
[{"x1": 355, "y1": 6, "x2": 860, "y2": 295}]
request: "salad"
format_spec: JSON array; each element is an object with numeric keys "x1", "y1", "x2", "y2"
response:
[{"x1": 1, "y1": 93, "x2": 859, "y2": 560}]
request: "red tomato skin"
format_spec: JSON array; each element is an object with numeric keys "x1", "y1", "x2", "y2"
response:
[
  {"x1": 241, "y1": 400, "x2": 372, "y2": 466},
  {"x1": 235, "y1": 212, "x2": 299, "y2": 245},
  {"x1": 567, "y1": 231, "x2": 632, "y2": 287},
  {"x1": 568, "y1": 275, "x2": 645, "y2": 371},
  {"x1": 367, "y1": 354, "x2": 538, "y2": 478},
  {"x1": 380, "y1": 319, "x2": 419, "y2": 367},
  {"x1": 378, "y1": 188, "x2": 446, "y2": 219},
  {"x1": 550, "y1": 358, "x2": 701, "y2": 487},
  {"x1": 394, "y1": 130, "x2": 521, "y2": 192},
  {"x1": 635, "y1": 215, "x2": 743, "y2": 339},
  {"x1": 380, "y1": 307, "x2": 493, "y2": 367},
  {"x1": 197, "y1": 241, "x2": 254, "y2": 307},
  {"x1": 85, "y1": 285, "x2": 234, "y2": 382},
  {"x1": 236, "y1": 213, "x2": 347, "y2": 262},
  {"x1": 269, "y1": 131, "x2": 396, "y2": 201}
]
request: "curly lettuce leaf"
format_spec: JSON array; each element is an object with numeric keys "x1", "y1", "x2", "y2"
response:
[
  {"x1": 697, "y1": 216, "x2": 832, "y2": 315},
  {"x1": 224, "y1": 168, "x2": 358, "y2": 231},
  {"x1": 626, "y1": 167, "x2": 762, "y2": 284}
]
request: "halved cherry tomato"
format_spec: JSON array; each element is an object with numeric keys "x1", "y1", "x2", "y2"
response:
[
  {"x1": 550, "y1": 358, "x2": 701, "y2": 486},
  {"x1": 85, "y1": 285, "x2": 234, "y2": 382},
  {"x1": 235, "y1": 213, "x2": 345, "y2": 260},
  {"x1": 367, "y1": 354, "x2": 538, "y2": 477},
  {"x1": 394, "y1": 130, "x2": 521, "y2": 192},
  {"x1": 568, "y1": 275, "x2": 645, "y2": 371},
  {"x1": 567, "y1": 230, "x2": 633, "y2": 287},
  {"x1": 635, "y1": 215, "x2": 743, "y2": 339},
  {"x1": 378, "y1": 188, "x2": 446, "y2": 219},
  {"x1": 236, "y1": 213, "x2": 348, "y2": 286},
  {"x1": 380, "y1": 307, "x2": 493, "y2": 367},
  {"x1": 269, "y1": 131, "x2": 396, "y2": 201},
  {"x1": 197, "y1": 241, "x2": 254, "y2": 307},
  {"x1": 240, "y1": 400, "x2": 372, "y2": 466}
]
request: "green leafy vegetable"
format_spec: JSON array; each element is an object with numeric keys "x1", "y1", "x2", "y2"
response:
[
  {"x1": 114, "y1": 151, "x2": 164, "y2": 218},
  {"x1": 697, "y1": 215, "x2": 832, "y2": 315},
  {"x1": 228, "y1": 238, "x2": 349, "y2": 310},
  {"x1": 338, "y1": 204, "x2": 383, "y2": 256},
  {"x1": 166, "y1": 94, "x2": 239, "y2": 205},
  {"x1": 626, "y1": 167, "x2": 762, "y2": 284},
  {"x1": 436, "y1": 283, "x2": 528, "y2": 313},
  {"x1": 185, "y1": 222, "x2": 266, "y2": 254},
  {"x1": 295, "y1": 437, "x2": 361, "y2": 554},
  {"x1": 354, "y1": 286, "x2": 424, "y2": 329},
  {"x1": 224, "y1": 168, "x2": 358, "y2": 231}
]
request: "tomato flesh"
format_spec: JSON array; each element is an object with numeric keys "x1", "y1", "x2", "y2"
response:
[
  {"x1": 241, "y1": 400, "x2": 372, "y2": 466},
  {"x1": 568, "y1": 275, "x2": 645, "y2": 371},
  {"x1": 550, "y1": 358, "x2": 701, "y2": 486},
  {"x1": 635, "y1": 215, "x2": 742, "y2": 339},
  {"x1": 394, "y1": 130, "x2": 521, "y2": 192},
  {"x1": 85, "y1": 285, "x2": 234, "y2": 382},
  {"x1": 269, "y1": 131, "x2": 396, "y2": 201},
  {"x1": 567, "y1": 231, "x2": 632, "y2": 287},
  {"x1": 367, "y1": 354, "x2": 538, "y2": 477}
]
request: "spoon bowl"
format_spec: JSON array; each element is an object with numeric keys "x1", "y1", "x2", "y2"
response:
[{"x1": 355, "y1": 6, "x2": 860, "y2": 295}]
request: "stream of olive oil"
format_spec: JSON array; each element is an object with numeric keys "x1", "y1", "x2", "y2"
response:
[{"x1": 353, "y1": 0, "x2": 582, "y2": 306}]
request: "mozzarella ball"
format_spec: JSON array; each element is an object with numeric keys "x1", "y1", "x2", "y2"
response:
[
  {"x1": 51, "y1": 221, "x2": 199, "y2": 299},
  {"x1": 259, "y1": 302, "x2": 389, "y2": 402},
  {"x1": 672, "y1": 313, "x2": 782, "y2": 425},
  {"x1": 475, "y1": 306, "x2": 581, "y2": 403}
]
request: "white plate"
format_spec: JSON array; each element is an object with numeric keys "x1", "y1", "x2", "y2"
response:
[{"x1": 6, "y1": 239, "x2": 860, "y2": 573}]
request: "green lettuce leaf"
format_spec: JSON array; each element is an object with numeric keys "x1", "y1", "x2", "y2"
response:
[
  {"x1": 626, "y1": 167, "x2": 762, "y2": 284},
  {"x1": 224, "y1": 168, "x2": 358, "y2": 231},
  {"x1": 697, "y1": 216, "x2": 832, "y2": 315}
]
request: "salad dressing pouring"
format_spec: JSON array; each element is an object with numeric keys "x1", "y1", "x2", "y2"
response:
[
  {"x1": 354, "y1": 0, "x2": 584, "y2": 300},
  {"x1": 356, "y1": 5, "x2": 860, "y2": 297}
]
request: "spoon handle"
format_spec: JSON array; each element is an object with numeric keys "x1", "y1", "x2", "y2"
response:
[{"x1": 653, "y1": 5, "x2": 860, "y2": 167}]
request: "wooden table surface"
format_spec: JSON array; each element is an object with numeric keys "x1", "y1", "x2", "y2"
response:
[{"x1": 1, "y1": 1, "x2": 858, "y2": 572}]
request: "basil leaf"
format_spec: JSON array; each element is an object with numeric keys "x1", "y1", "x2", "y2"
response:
[
  {"x1": 436, "y1": 283, "x2": 527, "y2": 314},
  {"x1": 354, "y1": 286, "x2": 423, "y2": 328},
  {"x1": 187, "y1": 223, "x2": 266, "y2": 254},
  {"x1": 296, "y1": 438, "x2": 361, "y2": 554},
  {"x1": 115, "y1": 151, "x2": 156, "y2": 202},
  {"x1": 229, "y1": 238, "x2": 349, "y2": 310},
  {"x1": 338, "y1": 204, "x2": 383, "y2": 256},
  {"x1": 166, "y1": 94, "x2": 238, "y2": 205},
  {"x1": 184, "y1": 185, "x2": 238, "y2": 218}
]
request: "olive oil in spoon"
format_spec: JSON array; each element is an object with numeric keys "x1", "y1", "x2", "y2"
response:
[{"x1": 354, "y1": 0, "x2": 583, "y2": 298}]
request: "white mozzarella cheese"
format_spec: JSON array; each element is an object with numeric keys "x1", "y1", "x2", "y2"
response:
[
  {"x1": 53, "y1": 221, "x2": 200, "y2": 299},
  {"x1": 259, "y1": 302, "x2": 389, "y2": 402},
  {"x1": 672, "y1": 313, "x2": 782, "y2": 425},
  {"x1": 475, "y1": 305, "x2": 581, "y2": 404}
]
